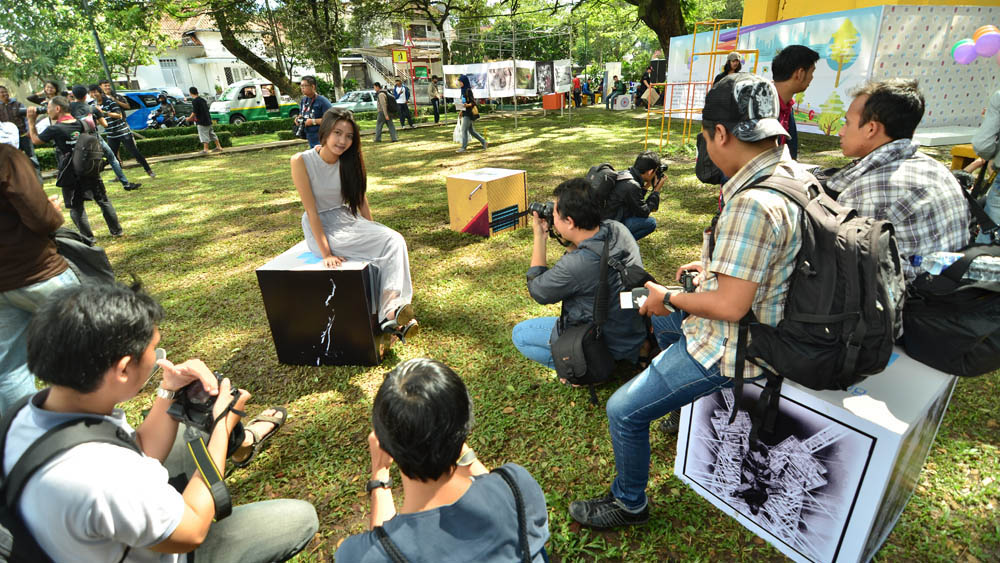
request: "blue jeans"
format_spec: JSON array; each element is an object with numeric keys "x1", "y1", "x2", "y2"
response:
[
  {"x1": 461, "y1": 115, "x2": 486, "y2": 150},
  {"x1": 622, "y1": 216, "x2": 656, "y2": 241},
  {"x1": 0, "y1": 268, "x2": 80, "y2": 415},
  {"x1": 975, "y1": 175, "x2": 1000, "y2": 244},
  {"x1": 99, "y1": 136, "x2": 129, "y2": 186},
  {"x1": 512, "y1": 317, "x2": 556, "y2": 370},
  {"x1": 607, "y1": 311, "x2": 731, "y2": 510}
]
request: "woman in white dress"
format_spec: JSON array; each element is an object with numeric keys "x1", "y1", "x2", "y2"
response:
[{"x1": 290, "y1": 108, "x2": 418, "y2": 342}]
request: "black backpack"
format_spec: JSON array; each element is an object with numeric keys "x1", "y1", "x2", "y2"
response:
[
  {"x1": 51, "y1": 227, "x2": 116, "y2": 283},
  {"x1": 71, "y1": 119, "x2": 104, "y2": 180},
  {"x1": 695, "y1": 132, "x2": 724, "y2": 185},
  {"x1": 586, "y1": 163, "x2": 632, "y2": 212},
  {"x1": 380, "y1": 91, "x2": 399, "y2": 116},
  {"x1": 724, "y1": 175, "x2": 905, "y2": 436},
  {"x1": 0, "y1": 394, "x2": 140, "y2": 563}
]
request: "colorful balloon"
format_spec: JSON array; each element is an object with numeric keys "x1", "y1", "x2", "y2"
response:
[
  {"x1": 953, "y1": 39, "x2": 978, "y2": 64},
  {"x1": 976, "y1": 31, "x2": 1000, "y2": 57},
  {"x1": 973, "y1": 25, "x2": 999, "y2": 41}
]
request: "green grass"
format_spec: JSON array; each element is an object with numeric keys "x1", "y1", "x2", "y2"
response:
[{"x1": 48, "y1": 108, "x2": 999, "y2": 562}]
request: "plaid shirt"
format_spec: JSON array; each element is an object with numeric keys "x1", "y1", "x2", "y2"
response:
[
  {"x1": 829, "y1": 139, "x2": 969, "y2": 280},
  {"x1": 683, "y1": 145, "x2": 809, "y2": 379}
]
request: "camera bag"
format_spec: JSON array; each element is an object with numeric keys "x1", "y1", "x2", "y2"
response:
[
  {"x1": 586, "y1": 163, "x2": 632, "y2": 212},
  {"x1": 901, "y1": 193, "x2": 1000, "y2": 377},
  {"x1": 720, "y1": 174, "x2": 905, "y2": 438},
  {"x1": 52, "y1": 226, "x2": 116, "y2": 283},
  {"x1": 551, "y1": 237, "x2": 617, "y2": 405},
  {"x1": 0, "y1": 393, "x2": 140, "y2": 563}
]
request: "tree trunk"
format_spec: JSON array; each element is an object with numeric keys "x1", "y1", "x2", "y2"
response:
[
  {"x1": 625, "y1": 0, "x2": 685, "y2": 61},
  {"x1": 209, "y1": 1, "x2": 299, "y2": 97},
  {"x1": 330, "y1": 56, "x2": 343, "y2": 99}
]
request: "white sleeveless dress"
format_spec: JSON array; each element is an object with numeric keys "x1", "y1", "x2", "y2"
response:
[{"x1": 299, "y1": 147, "x2": 412, "y2": 321}]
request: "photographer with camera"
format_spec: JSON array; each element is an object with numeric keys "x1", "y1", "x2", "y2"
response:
[
  {"x1": 600, "y1": 151, "x2": 666, "y2": 242},
  {"x1": 512, "y1": 178, "x2": 647, "y2": 376},
  {"x1": 337, "y1": 358, "x2": 550, "y2": 561},
  {"x1": 0, "y1": 85, "x2": 43, "y2": 184},
  {"x1": 2, "y1": 282, "x2": 317, "y2": 563}
]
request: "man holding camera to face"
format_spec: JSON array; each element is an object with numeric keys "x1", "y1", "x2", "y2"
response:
[
  {"x1": 511, "y1": 178, "x2": 647, "y2": 374},
  {"x1": 601, "y1": 151, "x2": 666, "y2": 242},
  {"x1": 2, "y1": 282, "x2": 317, "y2": 562},
  {"x1": 569, "y1": 74, "x2": 813, "y2": 530}
]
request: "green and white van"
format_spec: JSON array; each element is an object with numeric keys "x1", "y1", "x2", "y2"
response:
[{"x1": 209, "y1": 79, "x2": 300, "y2": 124}]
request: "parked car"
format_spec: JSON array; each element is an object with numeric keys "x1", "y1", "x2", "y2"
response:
[
  {"x1": 331, "y1": 90, "x2": 378, "y2": 113},
  {"x1": 115, "y1": 90, "x2": 193, "y2": 131},
  {"x1": 209, "y1": 79, "x2": 299, "y2": 124}
]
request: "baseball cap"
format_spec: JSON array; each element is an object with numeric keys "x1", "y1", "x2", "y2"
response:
[
  {"x1": 0, "y1": 122, "x2": 18, "y2": 148},
  {"x1": 726, "y1": 52, "x2": 740, "y2": 62},
  {"x1": 702, "y1": 73, "x2": 789, "y2": 142}
]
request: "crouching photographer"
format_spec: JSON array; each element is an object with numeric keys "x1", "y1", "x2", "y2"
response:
[
  {"x1": 512, "y1": 178, "x2": 649, "y2": 380},
  {"x1": 596, "y1": 151, "x2": 666, "y2": 242},
  {"x1": 2, "y1": 282, "x2": 317, "y2": 563}
]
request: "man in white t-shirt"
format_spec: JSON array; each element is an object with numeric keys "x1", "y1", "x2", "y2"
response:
[
  {"x1": 3, "y1": 282, "x2": 318, "y2": 563},
  {"x1": 393, "y1": 78, "x2": 414, "y2": 129}
]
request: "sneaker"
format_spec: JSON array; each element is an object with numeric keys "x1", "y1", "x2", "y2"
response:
[
  {"x1": 456, "y1": 148, "x2": 466, "y2": 153},
  {"x1": 482, "y1": 141, "x2": 488, "y2": 150},
  {"x1": 123, "y1": 182, "x2": 141, "y2": 191},
  {"x1": 212, "y1": 148, "x2": 223, "y2": 153},
  {"x1": 148, "y1": 170, "x2": 156, "y2": 178},
  {"x1": 569, "y1": 491, "x2": 649, "y2": 529},
  {"x1": 658, "y1": 410, "x2": 681, "y2": 435}
]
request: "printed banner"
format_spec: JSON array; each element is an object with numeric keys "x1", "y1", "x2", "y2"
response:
[
  {"x1": 604, "y1": 62, "x2": 622, "y2": 96},
  {"x1": 553, "y1": 59, "x2": 572, "y2": 93},
  {"x1": 536, "y1": 61, "x2": 554, "y2": 95},
  {"x1": 515, "y1": 60, "x2": 536, "y2": 96},
  {"x1": 443, "y1": 64, "x2": 466, "y2": 98},
  {"x1": 488, "y1": 60, "x2": 515, "y2": 98},
  {"x1": 465, "y1": 63, "x2": 489, "y2": 98}
]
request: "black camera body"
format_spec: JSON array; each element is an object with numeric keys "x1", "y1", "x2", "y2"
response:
[
  {"x1": 655, "y1": 162, "x2": 669, "y2": 181},
  {"x1": 528, "y1": 201, "x2": 554, "y2": 224},
  {"x1": 166, "y1": 371, "x2": 241, "y2": 434},
  {"x1": 679, "y1": 270, "x2": 697, "y2": 293}
]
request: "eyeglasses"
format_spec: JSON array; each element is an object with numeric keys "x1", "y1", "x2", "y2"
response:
[{"x1": 142, "y1": 348, "x2": 167, "y2": 389}]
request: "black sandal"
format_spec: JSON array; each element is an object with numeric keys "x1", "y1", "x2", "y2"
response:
[
  {"x1": 231, "y1": 407, "x2": 287, "y2": 469},
  {"x1": 379, "y1": 305, "x2": 419, "y2": 344}
]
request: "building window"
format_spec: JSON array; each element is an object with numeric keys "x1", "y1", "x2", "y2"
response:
[
  {"x1": 159, "y1": 58, "x2": 178, "y2": 68},
  {"x1": 409, "y1": 24, "x2": 428, "y2": 39},
  {"x1": 224, "y1": 67, "x2": 234, "y2": 84}
]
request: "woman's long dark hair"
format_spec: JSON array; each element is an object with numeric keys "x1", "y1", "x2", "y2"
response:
[
  {"x1": 458, "y1": 74, "x2": 471, "y2": 102},
  {"x1": 318, "y1": 108, "x2": 366, "y2": 216}
]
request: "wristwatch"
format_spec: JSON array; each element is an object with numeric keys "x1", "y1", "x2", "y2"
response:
[
  {"x1": 662, "y1": 291, "x2": 677, "y2": 313},
  {"x1": 366, "y1": 477, "x2": 393, "y2": 494},
  {"x1": 156, "y1": 387, "x2": 177, "y2": 400}
]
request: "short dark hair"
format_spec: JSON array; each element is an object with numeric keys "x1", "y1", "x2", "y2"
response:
[
  {"x1": 771, "y1": 45, "x2": 820, "y2": 82},
  {"x1": 633, "y1": 151, "x2": 661, "y2": 174},
  {"x1": 373, "y1": 359, "x2": 472, "y2": 482},
  {"x1": 300, "y1": 75, "x2": 317, "y2": 87},
  {"x1": 0, "y1": 85, "x2": 7, "y2": 92},
  {"x1": 88, "y1": 83, "x2": 101, "y2": 93},
  {"x1": 553, "y1": 178, "x2": 601, "y2": 230},
  {"x1": 99, "y1": 79, "x2": 111, "y2": 86},
  {"x1": 26, "y1": 282, "x2": 164, "y2": 393},
  {"x1": 701, "y1": 120, "x2": 727, "y2": 141},
  {"x1": 48, "y1": 96, "x2": 70, "y2": 113},
  {"x1": 373, "y1": 82, "x2": 382, "y2": 89},
  {"x1": 189, "y1": 86, "x2": 199, "y2": 95},
  {"x1": 71, "y1": 85, "x2": 88, "y2": 101},
  {"x1": 852, "y1": 79, "x2": 924, "y2": 140}
]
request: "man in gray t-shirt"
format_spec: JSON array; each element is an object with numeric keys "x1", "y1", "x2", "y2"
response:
[{"x1": 337, "y1": 358, "x2": 550, "y2": 562}]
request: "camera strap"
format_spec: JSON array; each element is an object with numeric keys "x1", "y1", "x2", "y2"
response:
[{"x1": 186, "y1": 436, "x2": 233, "y2": 520}]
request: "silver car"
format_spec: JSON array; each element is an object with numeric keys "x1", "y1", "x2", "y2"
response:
[{"x1": 331, "y1": 90, "x2": 378, "y2": 113}]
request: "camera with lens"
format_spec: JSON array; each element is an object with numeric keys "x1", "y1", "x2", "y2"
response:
[
  {"x1": 16, "y1": 107, "x2": 37, "y2": 117},
  {"x1": 655, "y1": 162, "x2": 669, "y2": 181},
  {"x1": 166, "y1": 371, "x2": 242, "y2": 434},
  {"x1": 527, "y1": 201, "x2": 554, "y2": 224},
  {"x1": 679, "y1": 270, "x2": 698, "y2": 293}
]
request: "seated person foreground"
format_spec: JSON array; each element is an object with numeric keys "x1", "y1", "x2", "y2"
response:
[
  {"x1": 336, "y1": 358, "x2": 551, "y2": 562},
  {"x1": 5, "y1": 282, "x2": 317, "y2": 563}
]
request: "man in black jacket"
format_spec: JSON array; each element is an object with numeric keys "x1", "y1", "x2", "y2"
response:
[{"x1": 603, "y1": 151, "x2": 664, "y2": 242}]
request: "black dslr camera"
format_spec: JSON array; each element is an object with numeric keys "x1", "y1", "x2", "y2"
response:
[
  {"x1": 527, "y1": 201, "x2": 554, "y2": 224},
  {"x1": 655, "y1": 162, "x2": 669, "y2": 181},
  {"x1": 166, "y1": 371, "x2": 242, "y2": 434}
]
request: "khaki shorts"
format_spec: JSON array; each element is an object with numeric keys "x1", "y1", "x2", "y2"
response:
[{"x1": 197, "y1": 124, "x2": 218, "y2": 144}]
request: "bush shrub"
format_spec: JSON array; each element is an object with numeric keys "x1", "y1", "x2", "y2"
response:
[
  {"x1": 134, "y1": 118, "x2": 296, "y2": 139},
  {"x1": 36, "y1": 132, "x2": 234, "y2": 170},
  {"x1": 276, "y1": 131, "x2": 298, "y2": 141}
]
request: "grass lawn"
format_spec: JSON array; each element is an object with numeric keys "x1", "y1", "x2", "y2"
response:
[{"x1": 49, "y1": 108, "x2": 999, "y2": 561}]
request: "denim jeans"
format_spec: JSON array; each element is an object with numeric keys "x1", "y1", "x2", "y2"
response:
[
  {"x1": 975, "y1": 175, "x2": 1000, "y2": 244},
  {"x1": 108, "y1": 133, "x2": 151, "y2": 174},
  {"x1": 512, "y1": 317, "x2": 556, "y2": 370},
  {"x1": 607, "y1": 311, "x2": 732, "y2": 510},
  {"x1": 431, "y1": 98, "x2": 441, "y2": 123},
  {"x1": 65, "y1": 179, "x2": 123, "y2": 239},
  {"x1": 163, "y1": 425, "x2": 319, "y2": 563},
  {"x1": 98, "y1": 136, "x2": 129, "y2": 186},
  {"x1": 622, "y1": 216, "x2": 656, "y2": 241},
  {"x1": 0, "y1": 268, "x2": 80, "y2": 415},
  {"x1": 461, "y1": 115, "x2": 486, "y2": 150},
  {"x1": 398, "y1": 102, "x2": 414, "y2": 127},
  {"x1": 375, "y1": 113, "x2": 397, "y2": 142}
]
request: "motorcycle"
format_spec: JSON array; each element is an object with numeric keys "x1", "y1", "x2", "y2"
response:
[{"x1": 146, "y1": 108, "x2": 179, "y2": 129}]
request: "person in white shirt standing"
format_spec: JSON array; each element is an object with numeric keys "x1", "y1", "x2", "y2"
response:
[{"x1": 393, "y1": 78, "x2": 415, "y2": 129}]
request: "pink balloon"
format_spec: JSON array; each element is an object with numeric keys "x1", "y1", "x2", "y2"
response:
[
  {"x1": 977, "y1": 32, "x2": 1000, "y2": 57},
  {"x1": 954, "y1": 42, "x2": 978, "y2": 64}
]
